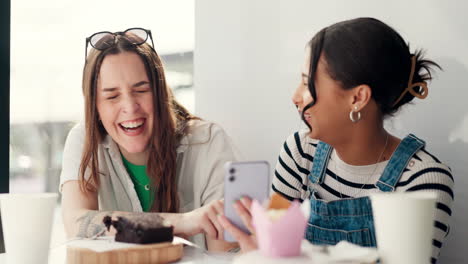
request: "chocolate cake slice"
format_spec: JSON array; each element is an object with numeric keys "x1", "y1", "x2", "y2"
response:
[{"x1": 103, "y1": 213, "x2": 174, "y2": 244}]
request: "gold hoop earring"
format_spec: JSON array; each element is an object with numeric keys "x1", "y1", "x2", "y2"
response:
[{"x1": 349, "y1": 106, "x2": 361, "y2": 123}]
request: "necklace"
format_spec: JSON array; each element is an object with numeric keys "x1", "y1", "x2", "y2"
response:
[
  {"x1": 122, "y1": 157, "x2": 151, "y2": 191},
  {"x1": 126, "y1": 170, "x2": 151, "y2": 191},
  {"x1": 131, "y1": 177, "x2": 151, "y2": 191},
  {"x1": 333, "y1": 133, "x2": 389, "y2": 199}
]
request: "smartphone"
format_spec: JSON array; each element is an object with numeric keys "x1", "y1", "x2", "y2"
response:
[{"x1": 223, "y1": 161, "x2": 270, "y2": 242}]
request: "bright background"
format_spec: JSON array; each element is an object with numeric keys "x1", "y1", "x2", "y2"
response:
[{"x1": 10, "y1": 0, "x2": 195, "y2": 193}]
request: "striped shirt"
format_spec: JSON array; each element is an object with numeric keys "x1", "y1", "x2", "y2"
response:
[{"x1": 272, "y1": 129, "x2": 454, "y2": 264}]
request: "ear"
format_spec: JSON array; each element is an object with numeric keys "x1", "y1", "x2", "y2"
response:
[{"x1": 349, "y1": 85, "x2": 372, "y2": 112}]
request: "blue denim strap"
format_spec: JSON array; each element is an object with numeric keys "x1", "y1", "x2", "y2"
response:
[
  {"x1": 376, "y1": 134, "x2": 425, "y2": 192},
  {"x1": 308, "y1": 141, "x2": 333, "y2": 185}
]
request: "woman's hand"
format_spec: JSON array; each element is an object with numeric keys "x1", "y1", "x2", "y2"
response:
[
  {"x1": 177, "y1": 199, "x2": 225, "y2": 240},
  {"x1": 218, "y1": 197, "x2": 258, "y2": 253}
]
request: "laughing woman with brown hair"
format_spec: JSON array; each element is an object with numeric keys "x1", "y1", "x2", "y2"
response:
[{"x1": 60, "y1": 28, "x2": 238, "y2": 251}]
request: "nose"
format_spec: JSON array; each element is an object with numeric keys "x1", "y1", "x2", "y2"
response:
[
  {"x1": 292, "y1": 83, "x2": 303, "y2": 111},
  {"x1": 121, "y1": 93, "x2": 140, "y2": 114}
]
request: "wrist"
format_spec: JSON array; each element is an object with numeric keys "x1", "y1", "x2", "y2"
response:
[{"x1": 160, "y1": 212, "x2": 186, "y2": 235}]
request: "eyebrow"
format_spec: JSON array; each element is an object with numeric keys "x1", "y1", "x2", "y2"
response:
[
  {"x1": 102, "y1": 81, "x2": 150, "y2": 92},
  {"x1": 132, "y1": 81, "x2": 150, "y2": 88},
  {"x1": 102, "y1": 87, "x2": 117, "y2": 92},
  {"x1": 302, "y1": 73, "x2": 309, "y2": 79}
]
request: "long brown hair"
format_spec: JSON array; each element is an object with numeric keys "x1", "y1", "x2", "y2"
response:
[{"x1": 80, "y1": 36, "x2": 197, "y2": 213}]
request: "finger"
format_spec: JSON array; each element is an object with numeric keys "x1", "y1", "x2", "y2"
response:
[
  {"x1": 240, "y1": 196, "x2": 252, "y2": 211},
  {"x1": 213, "y1": 202, "x2": 226, "y2": 240},
  {"x1": 201, "y1": 215, "x2": 218, "y2": 240},
  {"x1": 207, "y1": 206, "x2": 224, "y2": 240},
  {"x1": 218, "y1": 214, "x2": 251, "y2": 245},
  {"x1": 212, "y1": 199, "x2": 224, "y2": 215},
  {"x1": 234, "y1": 201, "x2": 255, "y2": 234}
]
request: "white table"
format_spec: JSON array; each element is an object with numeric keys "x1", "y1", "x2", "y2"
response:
[
  {"x1": 0, "y1": 246, "x2": 235, "y2": 264},
  {"x1": 0, "y1": 206, "x2": 376, "y2": 264},
  {"x1": 0, "y1": 205, "x2": 235, "y2": 263}
]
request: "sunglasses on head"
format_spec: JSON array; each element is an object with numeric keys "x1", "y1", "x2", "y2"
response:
[{"x1": 85, "y1": 27, "x2": 154, "y2": 61}]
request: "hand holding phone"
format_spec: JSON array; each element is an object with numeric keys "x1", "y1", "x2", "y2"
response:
[{"x1": 223, "y1": 161, "x2": 270, "y2": 242}]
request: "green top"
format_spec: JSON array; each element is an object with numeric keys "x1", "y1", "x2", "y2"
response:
[{"x1": 121, "y1": 155, "x2": 154, "y2": 212}]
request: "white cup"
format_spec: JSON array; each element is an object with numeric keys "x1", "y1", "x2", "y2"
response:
[
  {"x1": 370, "y1": 192, "x2": 437, "y2": 264},
  {"x1": 0, "y1": 193, "x2": 58, "y2": 264}
]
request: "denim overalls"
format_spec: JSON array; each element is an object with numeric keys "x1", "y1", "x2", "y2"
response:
[{"x1": 305, "y1": 134, "x2": 425, "y2": 247}]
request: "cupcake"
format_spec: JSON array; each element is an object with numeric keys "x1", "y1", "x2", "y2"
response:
[{"x1": 251, "y1": 193, "x2": 310, "y2": 258}]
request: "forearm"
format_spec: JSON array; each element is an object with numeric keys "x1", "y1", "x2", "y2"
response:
[
  {"x1": 429, "y1": 192, "x2": 453, "y2": 262},
  {"x1": 66, "y1": 209, "x2": 186, "y2": 239},
  {"x1": 158, "y1": 212, "x2": 185, "y2": 235},
  {"x1": 65, "y1": 209, "x2": 126, "y2": 238},
  {"x1": 400, "y1": 165, "x2": 454, "y2": 262}
]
